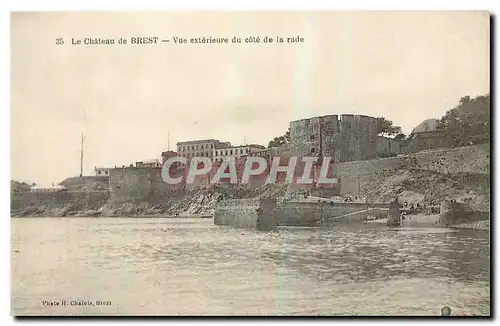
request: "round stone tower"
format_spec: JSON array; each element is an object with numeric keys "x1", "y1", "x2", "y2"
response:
[{"x1": 289, "y1": 114, "x2": 379, "y2": 162}]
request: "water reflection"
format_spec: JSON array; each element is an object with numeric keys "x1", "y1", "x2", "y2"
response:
[{"x1": 11, "y1": 218, "x2": 490, "y2": 316}]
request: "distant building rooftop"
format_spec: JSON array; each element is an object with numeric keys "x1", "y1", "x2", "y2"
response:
[
  {"x1": 137, "y1": 159, "x2": 161, "y2": 165},
  {"x1": 412, "y1": 119, "x2": 440, "y2": 134},
  {"x1": 177, "y1": 139, "x2": 218, "y2": 145},
  {"x1": 230, "y1": 144, "x2": 265, "y2": 149}
]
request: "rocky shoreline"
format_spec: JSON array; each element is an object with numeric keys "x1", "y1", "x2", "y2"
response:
[
  {"x1": 10, "y1": 184, "x2": 291, "y2": 218},
  {"x1": 10, "y1": 201, "x2": 216, "y2": 218}
]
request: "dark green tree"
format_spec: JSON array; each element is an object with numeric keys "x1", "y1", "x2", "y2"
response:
[
  {"x1": 268, "y1": 127, "x2": 291, "y2": 148},
  {"x1": 376, "y1": 117, "x2": 403, "y2": 136},
  {"x1": 439, "y1": 94, "x2": 490, "y2": 147},
  {"x1": 268, "y1": 136, "x2": 288, "y2": 148}
]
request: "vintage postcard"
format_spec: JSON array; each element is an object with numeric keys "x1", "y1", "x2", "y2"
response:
[{"x1": 10, "y1": 11, "x2": 490, "y2": 316}]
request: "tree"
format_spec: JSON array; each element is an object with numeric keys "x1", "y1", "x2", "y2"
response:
[
  {"x1": 268, "y1": 127, "x2": 291, "y2": 148},
  {"x1": 439, "y1": 94, "x2": 490, "y2": 147},
  {"x1": 376, "y1": 117, "x2": 403, "y2": 136},
  {"x1": 268, "y1": 136, "x2": 287, "y2": 148}
]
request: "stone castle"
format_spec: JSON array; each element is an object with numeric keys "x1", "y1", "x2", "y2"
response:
[{"x1": 290, "y1": 114, "x2": 379, "y2": 162}]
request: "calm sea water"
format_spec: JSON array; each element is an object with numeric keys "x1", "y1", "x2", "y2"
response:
[{"x1": 11, "y1": 217, "x2": 490, "y2": 316}]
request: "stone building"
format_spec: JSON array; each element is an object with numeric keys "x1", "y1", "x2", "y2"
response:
[
  {"x1": 290, "y1": 114, "x2": 379, "y2": 162},
  {"x1": 213, "y1": 144, "x2": 266, "y2": 162},
  {"x1": 404, "y1": 118, "x2": 445, "y2": 154},
  {"x1": 376, "y1": 136, "x2": 402, "y2": 158},
  {"x1": 94, "y1": 166, "x2": 111, "y2": 176},
  {"x1": 161, "y1": 151, "x2": 178, "y2": 163},
  {"x1": 136, "y1": 159, "x2": 161, "y2": 168},
  {"x1": 177, "y1": 139, "x2": 230, "y2": 160},
  {"x1": 177, "y1": 139, "x2": 265, "y2": 162}
]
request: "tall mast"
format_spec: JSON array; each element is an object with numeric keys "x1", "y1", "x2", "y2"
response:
[
  {"x1": 80, "y1": 132, "x2": 85, "y2": 177},
  {"x1": 168, "y1": 131, "x2": 171, "y2": 151},
  {"x1": 80, "y1": 108, "x2": 86, "y2": 177}
]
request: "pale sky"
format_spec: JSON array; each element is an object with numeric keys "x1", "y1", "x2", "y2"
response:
[{"x1": 11, "y1": 11, "x2": 490, "y2": 186}]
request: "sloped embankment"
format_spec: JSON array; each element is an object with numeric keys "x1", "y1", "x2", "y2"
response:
[{"x1": 364, "y1": 168, "x2": 490, "y2": 206}]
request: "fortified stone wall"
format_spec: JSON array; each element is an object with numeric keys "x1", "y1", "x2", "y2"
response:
[
  {"x1": 10, "y1": 191, "x2": 109, "y2": 211},
  {"x1": 403, "y1": 132, "x2": 445, "y2": 154},
  {"x1": 329, "y1": 207, "x2": 388, "y2": 223},
  {"x1": 376, "y1": 136, "x2": 402, "y2": 158},
  {"x1": 213, "y1": 198, "x2": 277, "y2": 231},
  {"x1": 107, "y1": 144, "x2": 489, "y2": 205},
  {"x1": 332, "y1": 143, "x2": 490, "y2": 196},
  {"x1": 276, "y1": 202, "x2": 359, "y2": 226},
  {"x1": 290, "y1": 114, "x2": 379, "y2": 162},
  {"x1": 439, "y1": 200, "x2": 490, "y2": 226},
  {"x1": 214, "y1": 200, "x2": 390, "y2": 227},
  {"x1": 409, "y1": 144, "x2": 490, "y2": 174},
  {"x1": 109, "y1": 167, "x2": 182, "y2": 207}
]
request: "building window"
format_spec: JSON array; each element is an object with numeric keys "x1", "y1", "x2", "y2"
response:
[
  {"x1": 98, "y1": 171, "x2": 101, "y2": 175},
  {"x1": 230, "y1": 150, "x2": 233, "y2": 155},
  {"x1": 105, "y1": 171, "x2": 108, "y2": 175},
  {"x1": 311, "y1": 148, "x2": 316, "y2": 154},
  {"x1": 310, "y1": 135, "x2": 315, "y2": 140}
]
